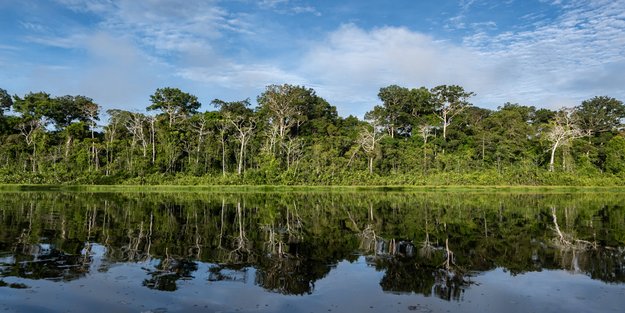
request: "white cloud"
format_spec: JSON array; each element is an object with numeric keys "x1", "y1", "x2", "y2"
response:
[
  {"x1": 288, "y1": 0, "x2": 625, "y2": 115},
  {"x1": 28, "y1": 0, "x2": 625, "y2": 117},
  {"x1": 463, "y1": 0, "x2": 625, "y2": 106},
  {"x1": 295, "y1": 24, "x2": 507, "y2": 116},
  {"x1": 259, "y1": 0, "x2": 290, "y2": 8},
  {"x1": 258, "y1": 0, "x2": 320, "y2": 16},
  {"x1": 20, "y1": 32, "x2": 164, "y2": 112}
]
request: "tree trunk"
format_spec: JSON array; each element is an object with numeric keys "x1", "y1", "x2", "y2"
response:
[
  {"x1": 32, "y1": 143, "x2": 37, "y2": 173},
  {"x1": 221, "y1": 135, "x2": 226, "y2": 176},
  {"x1": 150, "y1": 119, "x2": 156, "y2": 165},
  {"x1": 91, "y1": 128, "x2": 96, "y2": 171},
  {"x1": 238, "y1": 139, "x2": 245, "y2": 175},
  {"x1": 442, "y1": 112, "x2": 448, "y2": 140},
  {"x1": 549, "y1": 140, "x2": 559, "y2": 172},
  {"x1": 65, "y1": 135, "x2": 72, "y2": 159}
]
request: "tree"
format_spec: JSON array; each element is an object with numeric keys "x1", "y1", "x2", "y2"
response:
[
  {"x1": 48, "y1": 95, "x2": 100, "y2": 167},
  {"x1": 351, "y1": 120, "x2": 385, "y2": 174},
  {"x1": 12, "y1": 92, "x2": 53, "y2": 172},
  {"x1": 546, "y1": 108, "x2": 585, "y2": 172},
  {"x1": 366, "y1": 85, "x2": 432, "y2": 139},
  {"x1": 148, "y1": 87, "x2": 201, "y2": 127},
  {"x1": 257, "y1": 84, "x2": 309, "y2": 146},
  {"x1": 430, "y1": 85, "x2": 474, "y2": 141},
  {"x1": 189, "y1": 113, "x2": 212, "y2": 166},
  {"x1": 104, "y1": 109, "x2": 128, "y2": 175},
  {"x1": 376, "y1": 85, "x2": 411, "y2": 138},
  {"x1": 604, "y1": 135, "x2": 625, "y2": 174},
  {"x1": 0, "y1": 88, "x2": 12, "y2": 114},
  {"x1": 479, "y1": 104, "x2": 534, "y2": 167},
  {"x1": 213, "y1": 99, "x2": 256, "y2": 175},
  {"x1": 575, "y1": 96, "x2": 625, "y2": 136}
]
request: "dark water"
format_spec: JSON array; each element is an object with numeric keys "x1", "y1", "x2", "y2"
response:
[{"x1": 1, "y1": 191, "x2": 624, "y2": 313}]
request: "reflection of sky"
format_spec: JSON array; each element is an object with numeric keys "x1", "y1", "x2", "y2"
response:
[
  {"x1": 2, "y1": 255, "x2": 623, "y2": 313},
  {"x1": 469, "y1": 268, "x2": 624, "y2": 313}
]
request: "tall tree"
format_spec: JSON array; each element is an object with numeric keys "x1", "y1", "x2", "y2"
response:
[
  {"x1": 479, "y1": 104, "x2": 533, "y2": 166},
  {"x1": 257, "y1": 84, "x2": 309, "y2": 145},
  {"x1": 148, "y1": 87, "x2": 201, "y2": 127},
  {"x1": 430, "y1": 85, "x2": 475, "y2": 141},
  {"x1": 575, "y1": 96, "x2": 625, "y2": 135},
  {"x1": 12, "y1": 92, "x2": 54, "y2": 172},
  {"x1": 546, "y1": 108, "x2": 584, "y2": 172},
  {"x1": 213, "y1": 99, "x2": 256, "y2": 175},
  {"x1": 376, "y1": 85, "x2": 410, "y2": 138}
]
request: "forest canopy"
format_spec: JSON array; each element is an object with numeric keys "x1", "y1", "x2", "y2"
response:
[{"x1": 0, "y1": 84, "x2": 623, "y2": 185}]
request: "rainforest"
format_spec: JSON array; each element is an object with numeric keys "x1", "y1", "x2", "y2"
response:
[{"x1": 0, "y1": 84, "x2": 624, "y2": 186}]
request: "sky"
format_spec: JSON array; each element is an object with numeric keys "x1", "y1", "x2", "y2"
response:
[{"x1": 1, "y1": 0, "x2": 624, "y2": 118}]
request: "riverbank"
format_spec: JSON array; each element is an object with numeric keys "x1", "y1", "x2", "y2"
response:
[
  {"x1": 1, "y1": 184, "x2": 625, "y2": 193},
  {"x1": 1, "y1": 168, "x2": 623, "y2": 188}
]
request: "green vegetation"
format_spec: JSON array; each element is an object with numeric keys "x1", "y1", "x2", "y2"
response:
[{"x1": 0, "y1": 85, "x2": 624, "y2": 185}]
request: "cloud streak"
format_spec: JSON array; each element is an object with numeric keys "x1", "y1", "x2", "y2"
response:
[{"x1": 4, "y1": 0, "x2": 625, "y2": 117}]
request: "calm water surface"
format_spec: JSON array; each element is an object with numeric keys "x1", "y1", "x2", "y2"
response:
[{"x1": 1, "y1": 191, "x2": 624, "y2": 312}]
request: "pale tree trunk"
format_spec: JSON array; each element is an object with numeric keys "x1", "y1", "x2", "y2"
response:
[
  {"x1": 549, "y1": 139, "x2": 560, "y2": 172},
  {"x1": 238, "y1": 136, "x2": 246, "y2": 175},
  {"x1": 91, "y1": 125, "x2": 96, "y2": 171},
  {"x1": 221, "y1": 134, "x2": 226, "y2": 176},
  {"x1": 65, "y1": 135, "x2": 72, "y2": 159},
  {"x1": 150, "y1": 117, "x2": 156, "y2": 165}
]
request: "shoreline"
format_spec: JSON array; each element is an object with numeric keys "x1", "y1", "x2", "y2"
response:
[{"x1": 2, "y1": 184, "x2": 625, "y2": 193}]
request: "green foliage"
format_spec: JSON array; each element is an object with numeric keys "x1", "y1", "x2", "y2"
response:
[
  {"x1": 605, "y1": 135, "x2": 625, "y2": 174},
  {"x1": 0, "y1": 88, "x2": 12, "y2": 114},
  {"x1": 148, "y1": 87, "x2": 201, "y2": 126},
  {"x1": 0, "y1": 87, "x2": 623, "y2": 186}
]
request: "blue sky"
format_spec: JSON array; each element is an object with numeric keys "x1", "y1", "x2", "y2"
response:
[{"x1": 1, "y1": 0, "x2": 624, "y2": 118}]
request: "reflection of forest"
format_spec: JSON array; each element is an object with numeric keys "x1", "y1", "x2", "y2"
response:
[{"x1": 0, "y1": 191, "x2": 624, "y2": 299}]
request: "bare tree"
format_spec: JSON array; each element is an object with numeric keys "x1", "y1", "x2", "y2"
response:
[
  {"x1": 283, "y1": 136, "x2": 304, "y2": 171},
  {"x1": 146, "y1": 115, "x2": 157, "y2": 165},
  {"x1": 258, "y1": 84, "x2": 306, "y2": 143},
  {"x1": 191, "y1": 114, "x2": 210, "y2": 165},
  {"x1": 419, "y1": 124, "x2": 434, "y2": 171},
  {"x1": 17, "y1": 119, "x2": 42, "y2": 172},
  {"x1": 218, "y1": 120, "x2": 229, "y2": 176},
  {"x1": 125, "y1": 112, "x2": 147, "y2": 168},
  {"x1": 353, "y1": 121, "x2": 386, "y2": 174},
  {"x1": 225, "y1": 112, "x2": 256, "y2": 175},
  {"x1": 546, "y1": 108, "x2": 584, "y2": 172}
]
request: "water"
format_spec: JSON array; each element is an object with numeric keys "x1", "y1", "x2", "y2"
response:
[{"x1": 1, "y1": 191, "x2": 624, "y2": 312}]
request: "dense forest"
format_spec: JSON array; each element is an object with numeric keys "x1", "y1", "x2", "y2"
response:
[{"x1": 0, "y1": 84, "x2": 624, "y2": 185}]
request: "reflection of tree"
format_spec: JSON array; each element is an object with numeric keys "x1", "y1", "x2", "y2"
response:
[
  {"x1": 208, "y1": 264, "x2": 248, "y2": 282},
  {"x1": 1, "y1": 191, "x2": 625, "y2": 296},
  {"x1": 550, "y1": 206, "x2": 625, "y2": 282},
  {"x1": 1, "y1": 242, "x2": 90, "y2": 282},
  {"x1": 373, "y1": 236, "x2": 470, "y2": 301},
  {"x1": 255, "y1": 255, "x2": 317, "y2": 295},
  {"x1": 142, "y1": 254, "x2": 198, "y2": 292},
  {"x1": 228, "y1": 201, "x2": 251, "y2": 262}
]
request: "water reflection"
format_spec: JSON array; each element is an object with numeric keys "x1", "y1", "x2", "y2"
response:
[{"x1": 0, "y1": 191, "x2": 624, "y2": 300}]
